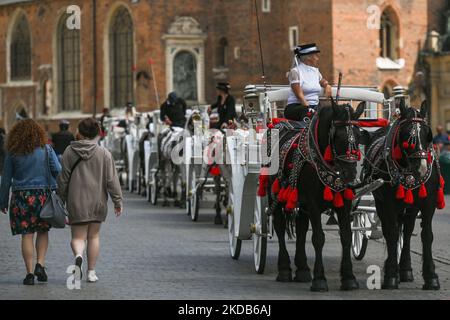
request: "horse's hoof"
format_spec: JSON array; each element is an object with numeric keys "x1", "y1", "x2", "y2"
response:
[
  {"x1": 311, "y1": 279, "x2": 329, "y2": 292},
  {"x1": 423, "y1": 278, "x2": 440, "y2": 291},
  {"x1": 214, "y1": 216, "x2": 224, "y2": 225},
  {"x1": 276, "y1": 271, "x2": 292, "y2": 282},
  {"x1": 340, "y1": 278, "x2": 359, "y2": 291},
  {"x1": 382, "y1": 277, "x2": 399, "y2": 290},
  {"x1": 400, "y1": 270, "x2": 414, "y2": 283},
  {"x1": 294, "y1": 270, "x2": 312, "y2": 283}
]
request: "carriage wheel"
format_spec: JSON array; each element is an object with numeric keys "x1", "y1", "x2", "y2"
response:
[
  {"x1": 227, "y1": 190, "x2": 242, "y2": 260},
  {"x1": 150, "y1": 172, "x2": 158, "y2": 206},
  {"x1": 351, "y1": 211, "x2": 369, "y2": 260},
  {"x1": 122, "y1": 142, "x2": 130, "y2": 191},
  {"x1": 189, "y1": 167, "x2": 200, "y2": 222},
  {"x1": 253, "y1": 195, "x2": 268, "y2": 274},
  {"x1": 146, "y1": 180, "x2": 151, "y2": 203},
  {"x1": 137, "y1": 164, "x2": 144, "y2": 196},
  {"x1": 190, "y1": 192, "x2": 200, "y2": 222},
  {"x1": 186, "y1": 165, "x2": 199, "y2": 219},
  {"x1": 397, "y1": 224, "x2": 404, "y2": 264}
]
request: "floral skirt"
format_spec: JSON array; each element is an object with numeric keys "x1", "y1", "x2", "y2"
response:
[{"x1": 9, "y1": 190, "x2": 52, "y2": 236}]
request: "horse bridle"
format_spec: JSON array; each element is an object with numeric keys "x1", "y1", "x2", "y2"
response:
[
  {"x1": 396, "y1": 115, "x2": 431, "y2": 163},
  {"x1": 330, "y1": 108, "x2": 360, "y2": 164}
]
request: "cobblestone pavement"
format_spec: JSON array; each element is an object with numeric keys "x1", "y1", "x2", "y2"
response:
[{"x1": 0, "y1": 192, "x2": 450, "y2": 300}]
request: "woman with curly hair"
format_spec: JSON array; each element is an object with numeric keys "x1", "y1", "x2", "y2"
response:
[{"x1": 0, "y1": 119, "x2": 61, "y2": 285}]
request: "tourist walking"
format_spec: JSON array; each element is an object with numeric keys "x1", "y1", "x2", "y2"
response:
[
  {"x1": 57, "y1": 118, "x2": 123, "y2": 283},
  {"x1": 0, "y1": 119, "x2": 61, "y2": 285}
]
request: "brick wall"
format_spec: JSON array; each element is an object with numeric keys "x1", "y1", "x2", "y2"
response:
[{"x1": 0, "y1": 0, "x2": 440, "y2": 131}]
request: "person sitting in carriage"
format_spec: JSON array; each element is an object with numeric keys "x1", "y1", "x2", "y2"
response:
[
  {"x1": 285, "y1": 43, "x2": 333, "y2": 121},
  {"x1": 208, "y1": 82, "x2": 237, "y2": 130},
  {"x1": 160, "y1": 92, "x2": 187, "y2": 128}
]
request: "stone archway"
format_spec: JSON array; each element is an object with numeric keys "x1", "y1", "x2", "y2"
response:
[{"x1": 163, "y1": 17, "x2": 207, "y2": 104}]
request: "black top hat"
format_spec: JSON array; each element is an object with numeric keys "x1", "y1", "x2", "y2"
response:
[
  {"x1": 216, "y1": 82, "x2": 231, "y2": 92},
  {"x1": 294, "y1": 43, "x2": 321, "y2": 57}
]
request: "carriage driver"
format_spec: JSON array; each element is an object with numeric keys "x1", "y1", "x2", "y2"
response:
[
  {"x1": 208, "y1": 82, "x2": 237, "y2": 130},
  {"x1": 285, "y1": 43, "x2": 333, "y2": 121},
  {"x1": 160, "y1": 92, "x2": 187, "y2": 128}
]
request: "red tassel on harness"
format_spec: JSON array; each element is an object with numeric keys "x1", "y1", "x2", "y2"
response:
[
  {"x1": 402, "y1": 142, "x2": 409, "y2": 149},
  {"x1": 344, "y1": 188, "x2": 355, "y2": 201},
  {"x1": 257, "y1": 170, "x2": 269, "y2": 197},
  {"x1": 333, "y1": 192, "x2": 344, "y2": 208},
  {"x1": 404, "y1": 189, "x2": 414, "y2": 205},
  {"x1": 286, "y1": 188, "x2": 299, "y2": 210},
  {"x1": 428, "y1": 152, "x2": 433, "y2": 164},
  {"x1": 357, "y1": 150, "x2": 362, "y2": 161},
  {"x1": 277, "y1": 187, "x2": 286, "y2": 202},
  {"x1": 396, "y1": 185, "x2": 405, "y2": 200},
  {"x1": 440, "y1": 175, "x2": 445, "y2": 189},
  {"x1": 393, "y1": 146, "x2": 402, "y2": 160},
  {"x1": 272, "y1": 178, "x2": 281, "y2": 194},
  {"x1": 278, "y1": 187, "x2": 290, "y2": 203},
  {"x1": 324, "y1": 186, "x2": 334, "y2": 202},
  {"x1": 284, "y1": 186, "x2": 293, "y2": 202},
  {"x1": 209, "y1": 165, "x2": 221, "y2": 177},
  {"x1": 437, "y1": 188, "x2": 446, "y2": 209},
  {"x1": 419, "y1": 183, "x2": 428, "y2": 199},
  {"x1": 324, "y1": 145, "x2": 333, "y2": 162}
]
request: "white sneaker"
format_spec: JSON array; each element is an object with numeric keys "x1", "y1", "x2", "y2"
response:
[{"x1": 87, "y1": 270, "x2": 99, "y2": 283}]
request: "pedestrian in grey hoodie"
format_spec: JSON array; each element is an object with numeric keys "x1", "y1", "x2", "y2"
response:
[{"x1": 57, "y1": 118, "x2": 123, "y2": 283}]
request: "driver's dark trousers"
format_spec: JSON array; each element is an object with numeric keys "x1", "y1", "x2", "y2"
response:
[{"x1": 284, "y1": 103, "x2": 318, "y2": 121}]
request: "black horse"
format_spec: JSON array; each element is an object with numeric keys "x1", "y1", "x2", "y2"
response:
[
  {"x1": 363, "y1": 98, "x2": 443, "y2": 290},
  {"x1": 264, "y1": 99, "x2": 365, "y2": 292}
]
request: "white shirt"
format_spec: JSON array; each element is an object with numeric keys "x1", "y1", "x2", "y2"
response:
[{"x1": 287, "y1": 63, "x2": 323, "y2": 106}]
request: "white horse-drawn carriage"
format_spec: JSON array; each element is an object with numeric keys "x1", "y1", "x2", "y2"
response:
[
  {"x1": 101, "y1": 109, "x2": 152, "y2": 194},
  {"x1": 224, "y1": 84, "x2": 396, "y2": 273}
]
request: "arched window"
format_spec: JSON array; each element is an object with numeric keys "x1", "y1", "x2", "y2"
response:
[
  {"x1": 109, "y1": 7, "x2": 134, "y2": 109},
  {"x1": 173, "y1": 51, "x2": 197, "y2": 101},
  {"x1": 10, "y1": 14, "x2": 31, "y2": 81},
  {"x1": 57, "y1": 14, "x2": 81, "y2": 111},
  {"x1": 380, "y1": 9, "x2": 399, "y2": 60},
  {"x1": 216, "y1": 37, "x2": 228, "y2": 67}
]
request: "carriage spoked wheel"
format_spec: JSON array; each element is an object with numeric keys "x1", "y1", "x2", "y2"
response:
[
  {"x1": 227, "y1": 189, "x2": 242, "y2": 260},
  {"x1": 187, "y1": 166, "x2": 200, "y2": 222},
  {"x1": 253, "y1": 195, "x2": 268, "y2": 274},
  {"x1": 121, "y1": 140, "x2": 130, "y2": 191},
  {"x1": 149, "y1": 172, "x2": 158, "y2": 206},
  {"x1": 146, "y1": 178, "x2": 151, "y2": 203},
  {"x1": 351, "y1": 211, "x2": 370, "y2": 260},
  {"x1": 137, "y1": 164, "x2": 145, "y2": 197}
]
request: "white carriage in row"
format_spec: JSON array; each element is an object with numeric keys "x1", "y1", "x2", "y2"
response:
[
  {"x1": 222, "y1": 84, "x2": 396, "y2": 274},
  {"x1": 101, "y1": 85, "x2": 404, "y2": 275}
]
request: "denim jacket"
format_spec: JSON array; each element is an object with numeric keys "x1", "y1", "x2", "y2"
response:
[{"x1": 0, "y1": 145, "x2": 61, "y2": 209}]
